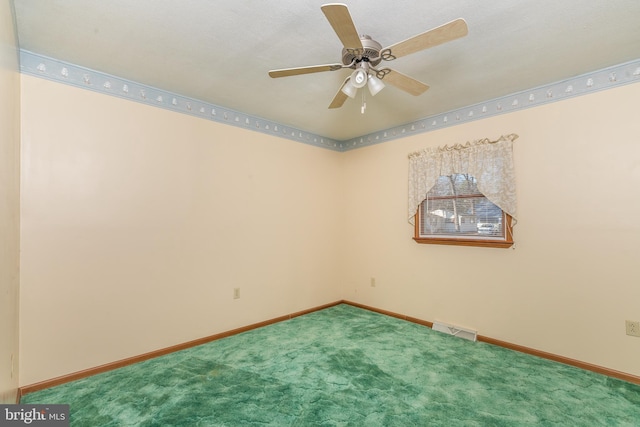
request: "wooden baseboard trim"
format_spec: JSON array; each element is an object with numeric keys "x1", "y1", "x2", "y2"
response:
[
  {"x1": 19, "y1": 299, "x2": 639, "y2": 398},
  {"x1": 342, "y1": 300, "x2": 640, "y2": 385},
  {"x1": 477, "y1": 335, "x2": 640, "y2": 385},
  {"x1": 342, "y1": 300, "x2": 434, "y2": 328},
  {"x1": 19, "y1": 301, "x2": 342, "y2": 398}
]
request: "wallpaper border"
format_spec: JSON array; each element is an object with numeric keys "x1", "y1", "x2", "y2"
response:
[{"x1": 20, "y1": 50, "x2": 640, "y2": 152}]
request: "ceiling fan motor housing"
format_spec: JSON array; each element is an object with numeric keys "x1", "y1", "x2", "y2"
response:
[{"x1": 342, "y1": 35, "x2": 383, "y2": 67}]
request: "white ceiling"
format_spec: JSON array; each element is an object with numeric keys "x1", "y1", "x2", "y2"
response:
[{"x1": 12, "y1": 0, "x2": 640, "y2": 141}]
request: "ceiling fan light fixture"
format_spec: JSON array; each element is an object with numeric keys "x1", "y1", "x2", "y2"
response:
[
  {"x1": 341, "y1": 79, "x2": 358, "y2": 98},
  {"x1": 367, "y1": 74, "x2": 385, "y2": 96},
  {"x1": 350, "y1": 68, "x2": 368, "y2": 88}
]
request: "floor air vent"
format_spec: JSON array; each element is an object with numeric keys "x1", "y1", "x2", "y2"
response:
[{"x1": 432, "y1": 321, "x2": 477, "y2": 342}]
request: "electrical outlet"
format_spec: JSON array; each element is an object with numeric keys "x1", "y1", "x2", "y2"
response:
[
  {"x1": 233, "y1": 288, "x2": 240, "y2": 299},
  {"x1": 370, "y1": 277, "x2": 376, "y2": 287},
  {"x1": 625, "y1": 320, "x2": 640, "y2": 337}
]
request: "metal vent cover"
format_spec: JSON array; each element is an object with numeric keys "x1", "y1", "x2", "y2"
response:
[{"x1": 432, "y1": 321, "x2": 478, "y2": 342}]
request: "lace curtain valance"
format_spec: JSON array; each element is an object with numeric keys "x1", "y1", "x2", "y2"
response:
[{"x1": 408, "y1": 134, "x2": 518, "y2": 225}]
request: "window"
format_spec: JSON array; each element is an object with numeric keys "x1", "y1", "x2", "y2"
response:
[
  {"x1": 408, "y1": 134, "x2": 518, "y2": 249},
  {"x1": 414, "y1": 173, "x2": 514, "y2": 248}
]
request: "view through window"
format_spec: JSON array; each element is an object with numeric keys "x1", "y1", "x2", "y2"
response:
[{"x1": 415, "y1": 173, "x2": 513, "y2": 247}]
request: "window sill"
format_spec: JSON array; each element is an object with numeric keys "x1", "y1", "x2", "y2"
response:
[{"x1": 413, "y1": 237, "x2": 514, "y2": 248}]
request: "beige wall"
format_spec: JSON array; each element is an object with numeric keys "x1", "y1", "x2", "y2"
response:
[
  {"x1": 19, "y1": 75, "x2": 344, "y2": 385},
  {"x1": 0, "y1": 0, "x2": 21, "y2": 404},
  {"x1": 341, "y1": 82, "x2": 640, "y2": 376},
  {"x1": 18, "y1": 70, "x2": 640, "y2": 385}
]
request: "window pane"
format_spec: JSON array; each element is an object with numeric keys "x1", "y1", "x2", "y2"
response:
[{"x1": 419, "y1": 174, "x2": 504, "y2": 239}]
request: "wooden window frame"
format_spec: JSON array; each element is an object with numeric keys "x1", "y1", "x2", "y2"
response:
[{"x1": 413, "y1": 203, "x2": 514, "y2": 249}]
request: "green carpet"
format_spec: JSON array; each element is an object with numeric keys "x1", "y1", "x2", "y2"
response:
[{"x1": 21, "y1": 304, "x2": 640, "y2": 426}]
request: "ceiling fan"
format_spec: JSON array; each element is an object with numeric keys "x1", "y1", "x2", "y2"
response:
[{"x1": 268, "y1": 3, "x2": 468, "y2": 111}]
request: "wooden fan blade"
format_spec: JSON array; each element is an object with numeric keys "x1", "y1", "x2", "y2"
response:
[
  {"x1": 321, "y1": 3, "x2": 363, "y2": 50},
  {"x1": 383, "y1": 19, "x2": 468, "y2": 60},
  {"x1": 269, "y1": 64, "x2": 343, "y2": 78},
  {"x1": 328, "y1": 79, "x2": 350, "y2": 109},
  {"x1": 383, "y1": 70, "x2": 429, "y2": 96}
]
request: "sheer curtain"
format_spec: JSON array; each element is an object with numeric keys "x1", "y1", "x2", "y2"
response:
[{"x1": 408, "y1": 134, "x2": 518, "y2": 225}]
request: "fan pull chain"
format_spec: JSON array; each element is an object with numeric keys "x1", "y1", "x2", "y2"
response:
[{"x1": 361, "y1": 87, "x2": 366, "y2": 114}]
